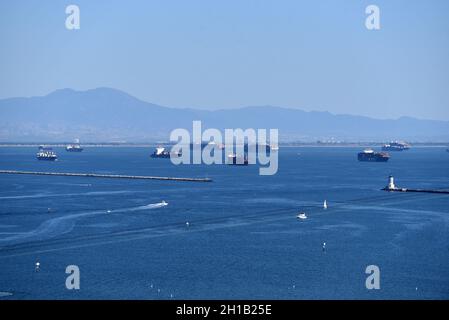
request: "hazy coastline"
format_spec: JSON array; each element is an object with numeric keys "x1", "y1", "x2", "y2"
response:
[{"x1": 0, "y1": 142, "x2": 448, "y2": 148}]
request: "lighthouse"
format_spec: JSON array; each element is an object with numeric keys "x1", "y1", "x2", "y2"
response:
[
  {"x1": 382, "y1": 175, "x2": 449, "y2": 194},
  {"x1": 387, "y1": 175, "x2": 396, "y2": 190}
]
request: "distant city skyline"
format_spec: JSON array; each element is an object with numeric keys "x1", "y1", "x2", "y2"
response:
[{"x1": 1, "y1": 0, "x2": 449, "y2": 120}]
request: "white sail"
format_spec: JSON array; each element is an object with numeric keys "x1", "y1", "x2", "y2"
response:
[{"x1": 323, "y1": 200, "x2": 327, "y2": 209}]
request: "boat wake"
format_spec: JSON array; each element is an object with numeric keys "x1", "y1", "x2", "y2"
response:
[
  {"x1": 0, "y1": 190, "x2": 141, "y2": 200},
  {"x1": 0, "y1": 291, "x2": 13, "y2": 297},
  {"x1": 0, "y1": 202, "x2": 168, "y2": 246},
  {"x1": 111, "y1": 201, "x2": 168, "y2": 213}
]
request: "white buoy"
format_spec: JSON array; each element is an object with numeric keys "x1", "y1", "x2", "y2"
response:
[
  {"x1": 35, "y1": 262, "x2": 40, "y2": 272},
  {"x1": 186, "y1": 221, "x2": 190, "y2": 227},
  {"x1": 107, "y1": 210, "x2": 111, "y2": 213},
  {"x1": 322, "y1": 242, "x2": 326, "y2": 251},
  {"x1": 323, "y1": 200, "x2": 327, "y2": 209}
]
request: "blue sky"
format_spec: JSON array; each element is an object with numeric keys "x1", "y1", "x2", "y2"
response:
[{"x1": 0, "y1": 0, "x2": 448, "y2": 120}]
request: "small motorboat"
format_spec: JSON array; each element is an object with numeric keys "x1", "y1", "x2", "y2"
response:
[{"x1": 297, "y1": 212, "x2": 307, "y2": 220}]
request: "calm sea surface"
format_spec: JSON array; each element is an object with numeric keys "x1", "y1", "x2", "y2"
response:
[{"x1": 0, "y1": 147, "x2": 448, "y2": 299}]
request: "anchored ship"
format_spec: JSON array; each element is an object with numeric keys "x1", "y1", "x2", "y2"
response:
[
  {"x1": 66, "y1": 139, "x2": 83, "y2": 152},
  {"x1": 382, "y1": 141, "x2": 410, "y2": 151},
  {"x1": 227, "y1": 153, "x2": 248, "y2": 165},
  {"x1": 357, "y1": 149, "x2": 390, "y2": 162},
  {"x1": 36, "y1": 150, "x2": 58, "y2": 161},
  {"x1": 150, "y1": 147, "x2": 181, "y2": 159},
  {"x1": 38, "y1": 145, "x2": 53, "y2": 151}
]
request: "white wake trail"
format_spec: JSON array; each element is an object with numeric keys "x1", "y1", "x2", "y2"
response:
[{"x1": 0, "y1": 202, "x2": 168, "y2": 245}]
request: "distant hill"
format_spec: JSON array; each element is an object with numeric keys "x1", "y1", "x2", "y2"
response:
[{"x1": 0, "y1": 87, "x2": 448, "y2": 142}]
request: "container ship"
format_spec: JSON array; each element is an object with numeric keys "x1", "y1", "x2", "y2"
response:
[
  {"x1": 36, "y1": 149, "x2": 58, "y2": 161},
  {"x1": 38, "y1": 145, "x2": 53, "y2": 151},
  {"x1": 382, "y1": 141, "x2": 410, "y2": 151},
  {"x1": 150, "y1": 147, "x2": 181, "y2": 159},
  {"x1": 358, "y1": 149, "x2": 390, "y2": 162},
  {"x1": 66, "y1": 139, "x2": 83, "y2": 152},
  {"x1": 227, "y1": 153, "x2": 248, "y2": 165}
]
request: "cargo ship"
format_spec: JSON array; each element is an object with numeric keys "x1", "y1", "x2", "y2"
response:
[
  {"x1": 66, "y1": 140, "x2": 83, "y2": 152},
  {"x1": 382, "y1": 141, "x2": 410, "y2": 151},
  {"x1": 36, "y1": 150, "x2": 58, "y2": 161},
  {"x1": 150, "y1": 147, "x2": 181, "y2": 159},
  {"x1": 227, "y1": 153, "x2": 248, "y2": 165},
  {"x1": 358, "y1": 149, "x2": 390, "y2": 162},
  {"x1": 38, "y1": 145, "x2": 53, "y2": 151}
]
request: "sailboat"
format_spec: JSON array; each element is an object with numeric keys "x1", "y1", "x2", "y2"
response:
[{"x1": 323, "y1": 200, "x2": 328, "y2": 209}]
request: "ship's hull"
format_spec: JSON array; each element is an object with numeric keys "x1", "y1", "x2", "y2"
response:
[
  {"x1": 227, "y1": 157, "x2": 248, "y2": 165},
  {"x1": 151, "y1": 153, "x2": 171, "y2": 158},
  {"x1": 66, "y1": 148, "x2": 83, "y2": 152},
  {"x1": 227, "y1": 162, "x2": 248, "y2": 166},
  {"x1": 37, "y1": 156, "x2": 57, "y2": 161},
  {"x1": 382, "y1": 142, "x2": 410, "y2": 151},
  {"x1": 151, "y1": 152, "x2": 181, "y2": 159},
  {"x1": 358, "y1": 153, "x2": 389, "y2": 162},
  {"x1": 381, "y1": 146, "x2": 408, "y2": 151}
]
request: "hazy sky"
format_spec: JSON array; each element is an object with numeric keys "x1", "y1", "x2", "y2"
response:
[{"x1": 1, "y1": 0, "x2": 448, "y2": 120}]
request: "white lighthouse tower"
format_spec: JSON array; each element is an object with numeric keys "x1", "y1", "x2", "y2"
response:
[{"x1": 387, "y1": 175, "x2": 396, "y2": 190}]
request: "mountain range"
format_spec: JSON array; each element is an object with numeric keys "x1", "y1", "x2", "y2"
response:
[{"x1": 0, "y1": 87, "x2": 448, "y2": 142}]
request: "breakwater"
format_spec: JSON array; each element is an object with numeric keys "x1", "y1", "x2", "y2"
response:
[{"x1": 0, "y1": 170, "x2": 212, "y2": 183}]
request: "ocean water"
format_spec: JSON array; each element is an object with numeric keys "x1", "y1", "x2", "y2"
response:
[{"x1": 0, "y1": 146, "x2": 448, "y2": 299}]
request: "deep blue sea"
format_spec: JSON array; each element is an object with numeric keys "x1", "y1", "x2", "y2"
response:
[{"x1": 0, "y1": 146, "x2": 448, "y2": 299}]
